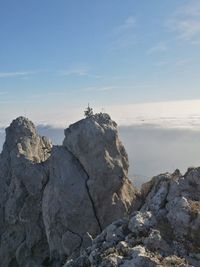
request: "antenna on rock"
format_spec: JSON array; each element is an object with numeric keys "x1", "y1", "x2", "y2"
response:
[
  {"x1": 84, "y1": 103, "x2": 94, "y2": 118},
  {"x1": 24, "y1": 108, "x2": 27, "y2": 118}
]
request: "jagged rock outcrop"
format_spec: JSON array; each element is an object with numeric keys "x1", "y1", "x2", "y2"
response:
[
  {"x1": 0, "y1": 117, "x2": 52, "y2": 266},
  {"x1": 63, "y1": 114, "x2": 138, "y2": 228},
  {"x1": 43, "y1": 114, "x2": 138, "y2": 265},
  {"x1": 0, "y1": 114, "x2": 138, "y2": 266},
  {"x1": 1, "y1": 114, "x2": 200, "y2": 267},
  {"x1": 65, "y1": 169, "x2": 200, "y2": 267}
]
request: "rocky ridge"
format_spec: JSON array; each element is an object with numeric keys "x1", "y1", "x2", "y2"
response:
[
  {"x1": 65, "y1": 169, "x2": 200, "y2": 267},
  {"x1": 0, "y1": 114, "x2": 138, "y2": 266},
  {"x1": 0, "y1": 114, "x2": 199, "y2": 267}
]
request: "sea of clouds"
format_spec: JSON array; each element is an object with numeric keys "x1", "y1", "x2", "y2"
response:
[
  {"x1": 1, "y1": 99, "x2": 200, "y2": 187},
  {"x1": 1, "y1": 123, "x2": 200, "y2": 188}
]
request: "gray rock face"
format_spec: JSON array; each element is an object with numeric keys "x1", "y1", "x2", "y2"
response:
[
  {"x1": 63, "y1": 114, "x2": 137, "y2": 229},
  {"x1": 42, "y1": 114, "x2": 138, "y2": 264},
  {"x1": 42, "y1": 146, "x2": 100, "y2": 263},
  {"x1": 0, "y1": 117, "x2": 52, "y2": 266},
  {"x1": 1, "y1": 114, "x2": 200, "y2": 267},
  {"x1": 66, "y1": 168, "x2": 200, "y2": 267},
  {"x1": 0, "y1": 114, "x2": 137, "y2": 266}
]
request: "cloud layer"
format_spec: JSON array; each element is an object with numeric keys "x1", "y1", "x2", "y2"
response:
[{"x1": 167, "y1": 0, "x2": 200, "y2": 43}]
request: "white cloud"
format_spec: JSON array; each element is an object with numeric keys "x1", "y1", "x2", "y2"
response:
[
  {"x1": 28, "y1": 92, "x2": 69, "y2": 99},
  {"x1": 147, "y1": 42, "x2": 168, "y2": 54},
  {"x1": 59, "y1": 65, "x2": 102, "y2": 79},
  {"x1": 190, "y1": 40, "x2": 200, "y2": 45},
  {"x1": 167, "y1": 0, "x2": 200, "y2": 43},
  {"x1": 19, "y1": 99, "x2": 200, "y2": 130},
  {"x1": 2, "y1": 98, "x2": 200, "y2": 130},
  {"x1": 177, "y1": 0, "x2": 200, "y2": 17},
  {"x1": 155, "y1": 58, "x2": 192, "y2": 68},
  {"x1": 104, "y1": 99, "x2": 200, "y2": 129},
  {"x1": 110, "y1": 16, "x2": 137, "y2": 49},
  {"x1": 115, "y1": 16, "x2": 137, "y2": 34},
  {"x1": 60, "y1": 66, "x2": 89, "y2": 77},
  {"x1": 110, "y1": 35, "x2": 137, "y2": 49},
  {"x1": 175, "y1": 58, "x2": 192, "y2": 66},
  {"x1": 82, "y1": 86, "x2": 114, "y2": 92},
  {"x1": 172, "y1": 19, "x2": 200, "y2": 41},
  {"x1": 0, "y1": 71, "x2": 35, "y2": 78}
]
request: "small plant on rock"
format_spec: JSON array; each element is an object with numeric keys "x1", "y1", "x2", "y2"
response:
[{"x1": 84, "y1": 104, "x2": 94, "y2": 118}]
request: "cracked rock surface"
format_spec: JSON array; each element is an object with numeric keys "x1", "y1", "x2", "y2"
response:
[
  {"x1": 1, "y1": 114, "x2": 200, "y2": 267},
  {"x1": 66, "y1": 169, "x2": 200, "y2": 267},
  {"x1": 0, "y1": 117, "x2": 52, "y2": 266},
  {"x1": 0, "y1": 114, "x2": 138, "y2": 266}
]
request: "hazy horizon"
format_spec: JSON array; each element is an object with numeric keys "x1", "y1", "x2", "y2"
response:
[
  {"x1": 1, "y1": 0, "x2": 200, "y2": 187},
  {"x1": 1, "y1": 0, "x2": 200, "y2": 126}
]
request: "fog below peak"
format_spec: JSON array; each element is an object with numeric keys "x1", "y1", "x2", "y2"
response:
[
  {"x1": 1, "y1": 124, "x2": 200, "y2": 188},
  {"x1": 119, "y1": 125, "x2": 200, "y2": 187}
]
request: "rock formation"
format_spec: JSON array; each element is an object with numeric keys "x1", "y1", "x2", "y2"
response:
[
  {"x1": 0, "y1": 117, "x2": 52, "y2": 267},
  {"x1": 1, "y1": 114, "x2": 200, "y2": 267},
  {"x1": 66, "y1": 169, "x2": 200, "y2": 267},
  {"x1": 0, "y1": 114, "x2": 138, "y2": 266}
]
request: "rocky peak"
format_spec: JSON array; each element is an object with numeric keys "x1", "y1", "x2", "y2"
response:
[
  {"x1": 6, "y1": 116, "x2": 36, "y2": 138},
  {"x1": 63, "y1": 113, "x2": 136, "y2": 229},
  {"x1": 90, "y1": 113, "x2": 117, "y2": 129},
  {"x1": 42, "y1": 114, "x2": 138, "y2": 264},
  {"x1": 0, "y1": 117, "x2": 53, "y2": 267},
  {"x1": 0, "y1": 114, "x2": 138, "y2": 266},
  {"x1": 64, "y1": 113, "x2": 128, "y2": 176},
  {"x1": 1, "y1": 114, "x2": 199, "y2": 267},
  {"x1": 2, "y1": 116, "x2": 52, "y2": 163}
]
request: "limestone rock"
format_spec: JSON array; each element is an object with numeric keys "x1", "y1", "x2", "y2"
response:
[
  {"x1": 42, "y1": 114, "x2": 138, "y2": 264},
  {"x1": 0, "y1": 114, "x2": 137, "y2": 266},
  {"x1": 67, "y1": 168, "x2": 200, "y2": 267},
  {"x1": 0, "y1": 117, "x2": 52, "y2": 267},
  {"x1": 63, "y1": 113, "x2": 138, "y2": 228},
  {"x1": 1, "y1": 114, "x2": 200, "y2": 267},
  {"x1": 42, "y1": 146, "x2": 100, "y2": 263},
  {"x1": 128, "y1": 211, "x2": 156, "y2": 235},
  {"x1": 120, "y1": 245, "x2": 160, "y2": 267}
]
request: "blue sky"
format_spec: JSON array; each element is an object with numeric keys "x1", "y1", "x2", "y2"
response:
[{"x1": 1, "y1": 0, "x2": 200, "y2": 126}]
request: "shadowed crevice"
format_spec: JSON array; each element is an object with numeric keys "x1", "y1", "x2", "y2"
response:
[{"x1": 64, "y1": 146, "x2": 103, "y2": 232}]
